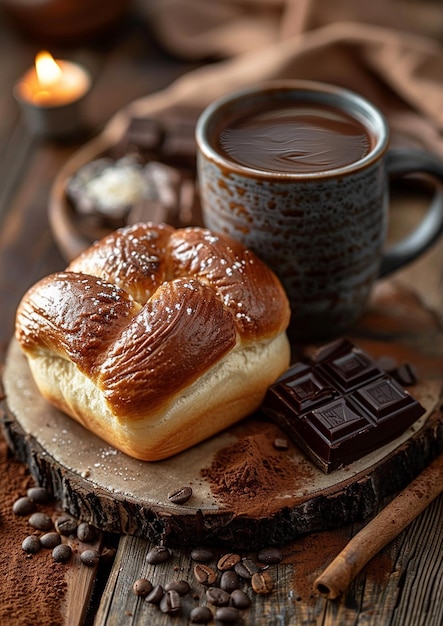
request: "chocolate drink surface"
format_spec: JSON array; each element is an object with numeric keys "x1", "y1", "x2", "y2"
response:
[
  {"x1": 216, "y1": 103, "x2": 373, "y2": 173},
  {"x1": 261, "y1": 339, "x2": 426, "y2": 473}
]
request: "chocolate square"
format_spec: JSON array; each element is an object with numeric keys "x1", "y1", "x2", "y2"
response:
[{"x1": 261, "y1": 340, "x2": 426, "y2": 472}]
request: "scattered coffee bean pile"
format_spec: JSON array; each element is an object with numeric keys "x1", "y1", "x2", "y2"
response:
[
  {"x1": 132, "y1": 543, "x2": 283, "y2": 623},
  {"x1": 13, "y1": 483, "x2": 283, "y2": 622},
  {"x1": 13, "y1": 486, "x2": 104, "y2": 567}
]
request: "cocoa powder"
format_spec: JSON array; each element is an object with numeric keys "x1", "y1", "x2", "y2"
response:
[
  {"x1": 282, "y1": 528, "x2": 394, "y2": 603},
  {"x1": 201, "y1": 420, "x2": 314, "y2": 516},
  {"x1": 0, "y1": 434, "x2": 66, "y2": 625}
]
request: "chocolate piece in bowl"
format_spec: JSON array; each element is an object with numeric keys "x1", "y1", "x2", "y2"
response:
[
  {"x1": 261, "y1": 339, "x2": 426, "y2": 473},
  {"x1": 114, "y1": 110, "x2": 197, "y2": 167},
  {"x1": 120, "y1": 117, "x2": 165, "y2": 155}
]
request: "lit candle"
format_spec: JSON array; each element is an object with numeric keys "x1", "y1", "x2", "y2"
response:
[{"x1": 14, "y1": 51, "x2": 92, "y2": 138}]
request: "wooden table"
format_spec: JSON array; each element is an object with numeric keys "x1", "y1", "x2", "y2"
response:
[{"x1": 1, "y1": 8, "x2": 443, "y2": 626}]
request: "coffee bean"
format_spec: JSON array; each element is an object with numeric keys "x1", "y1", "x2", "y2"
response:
[
  {"x1": 220, "y1": 570, "x2": 240, "y2": 592},
  {"x1": 145, "y1": 584, "x2": 164, "y2": 605},
  {"x1": 190, "y1": 547, "x2": 214, "y2": 563},
  {"x1": 230, "y1": 588, "x2": 251, "y2": 609},
  {"x1": 40, "y1": 532, "x2": 61, "y2": 549},
  {"x1": 190, "y1": 605, "x2": 213, "y2": 623},
  {"x1": 167, "y1": 486, "x2": 192, "y2": 504},
  {"x1": 251, "y1": 571, "x2": 274, "y2": 594},
  {"x1": 22, "y1": 535, "x2": 41, "y2": 553},
  {"x1": 28, "y1": 512, "x2": 53, "y2": 531},
  {"x1": 193, "y1": 563, "x2": 217, "y2": 585},
  {"x1": 217, "y1": 552, "x2": 241, "y2": 571},
  {"x1": 206, "y1": 586, "x2": 230, "y2": 607},
  {"x1": 52, "y1": 543, "x2": 72, "y2": 563},
  {"x1": 13, "y1": 496, "x2": 36, "y2": 516},
  {"x1": 392, "y1": 363, "x2": 418, "y2": 386},
  {"x1": 146, "y1": 545, "x2": 171, "y2": 564},
  {"x1": 242, "y1": 557, "x2": 259, "y2": 573},
  {"x1": 55, "y1": 515, "x2": 77, "y2": 536},
  {"x1": 159, "y1": 589, "x2": 181, "y2": 614},
  {"x1": 215, "y1": 606, "x2": 239, "y2": 623},
  {"x1": 257, "y1": 547, "x2": 283, "y2": 565},
  {"x1": 80, "y1": 549, "x2": 100, "y2": 567},
  {"x1": 77, "y1": 522, "x2": 97, "y2": 543},
  {"x1": 234, "y1": 558, "x2": 259, "y2": 579},
  {"x1": 233, "y1": 562, "x2": 250, "y2": 579},
  {"x1": 164, "y1": 580, "x2": 190, "y2": 595},
  {"x1": 133, "y1": 578, "x2": 153, "y2": 597},
  {"x1": 100, "y1": 546, "x2": 117, "y2": 565},
  {"x1": 27, "y1": 487, "x2": 50, "y2": 503}
]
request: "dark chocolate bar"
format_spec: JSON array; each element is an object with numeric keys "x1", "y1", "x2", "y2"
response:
[{"x1": 261, "y1": 339, "x2": 426, "y2": 473}]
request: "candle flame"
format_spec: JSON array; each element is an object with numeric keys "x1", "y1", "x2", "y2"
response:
[
  {"x1": 35, "y1": 51, "x2": 62, "y2": 88},
  {"x1": 17, "y1": 51, "x2": 90, "y2": 107}
]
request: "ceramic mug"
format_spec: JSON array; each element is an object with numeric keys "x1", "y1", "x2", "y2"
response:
[{"x1": 196, "y1": 80, "x2": 443, "y2": 342}]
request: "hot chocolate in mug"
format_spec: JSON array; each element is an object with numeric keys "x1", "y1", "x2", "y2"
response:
[{"x1": 196, "y1": 80, "x2": 443, "y2": 341}]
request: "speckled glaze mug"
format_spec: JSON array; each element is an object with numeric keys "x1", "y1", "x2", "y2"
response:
[{"x1": 196, "y1": 80, "x2": 443, "y2": 341}]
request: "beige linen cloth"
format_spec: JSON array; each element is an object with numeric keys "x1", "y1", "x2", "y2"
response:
[{"x1": 130, "y1": 0, "x2": 443, "y2": 156}]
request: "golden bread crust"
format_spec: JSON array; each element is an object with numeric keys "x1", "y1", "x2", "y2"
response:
[{"x1": 15, "y1": 223, "x2": 291, "y2": 460}]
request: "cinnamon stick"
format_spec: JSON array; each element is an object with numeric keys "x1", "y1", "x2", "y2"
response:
[{"x1": 314, "y1": 453, "x2": 443, "y2": 600}]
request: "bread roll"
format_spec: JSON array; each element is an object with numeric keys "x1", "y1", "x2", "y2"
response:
[{"x1": 15, "y1": 223, "x2": 291, "y2": 460}]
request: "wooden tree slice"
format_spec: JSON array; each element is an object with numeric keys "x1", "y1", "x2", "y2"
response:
[{"x1": 2, "y1": 300, "x2": 443, "y2": 549}]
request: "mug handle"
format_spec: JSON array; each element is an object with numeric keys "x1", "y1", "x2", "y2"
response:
[{"x1": 379, "y1": 148, "x2": 443, "y2": 278}]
